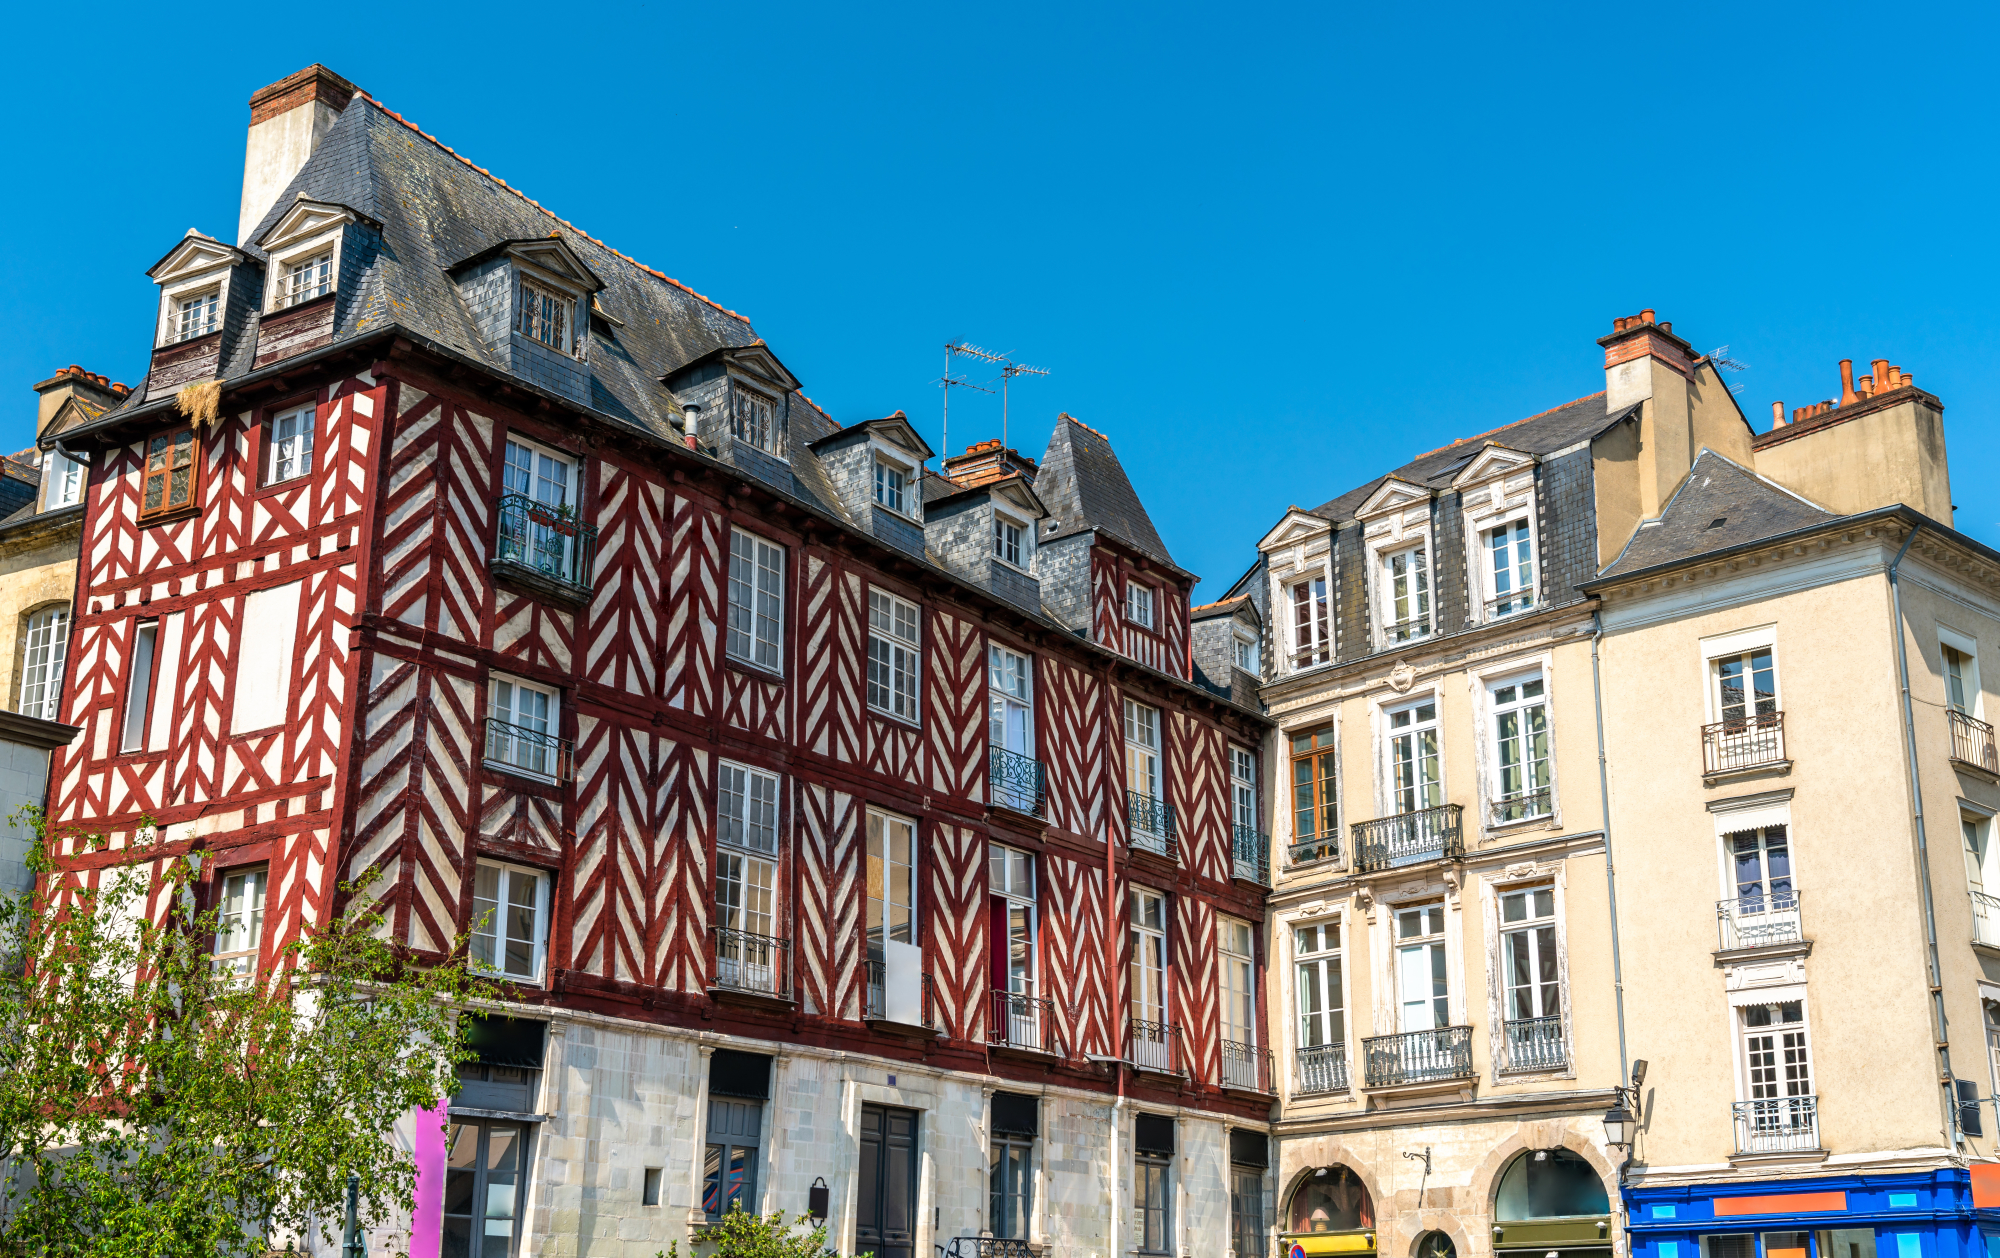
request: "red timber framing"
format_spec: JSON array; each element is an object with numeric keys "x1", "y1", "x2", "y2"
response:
[
  {"x1": 1089, "y1": 537, "x2": 1193, "y2": 681},
  {"x1": 48, "y1": 331, "x2": 1272, "y2": 1120}
]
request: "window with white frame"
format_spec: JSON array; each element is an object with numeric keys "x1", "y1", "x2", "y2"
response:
[
  {"x1": 719, "y1": 761, "x2": 779, "y2": 855},
  {"x1": 42, "y1": 447, "x2": 82, "y2": 510},
  {"x1": 1218, "y1": 915, "x2": 1256, "y2": 1050},
  {"x1": 517, "y1": 278, "x2": 573, "y2": 353},
  {"x1": 989, "y1": 646, "x2": 1036, "y2": 812},
  {"x1": 727, "y1": 529, "x2": 784, "y2": 671},
  {"x1": 1232, "y1": 627, "x2": 1259, "y2": 674},
  {"x1": 485, "y1": 675, "x2": 562, "y2": 780},
  {"x1": 1490, "y1": 674, "x2": 1551, "y2": 823},
  {"x1": 867, "y1": 589, "x2": 921, "y2": 721},
  {"x1": 1126, "y1": 581, "x2": 1156, "y2": 629},
  {"x1": 1124, "y1": 696, "x2": 1162, "y2": 809},
  {"x1": 1486, "y1": 519, "x2": 1536, "y2": 618},
  {"x1": 279, "y1": 251, "x2": 333, "y2": 308},
  {"x1": 1944, "y1": 633, "x2": 1981, "y2": 718},
  {"x1": 1230, "y1": 747, "x2": 1257, "y2": 834},
  {"x1": 1967, "y1": 814, "x2": 2000, "y2": 946},
  {"x1": 1289, "y1": 577, "x2": 1329, "y2": 667},
  {"x1": 1294, "y1": 921, "x2": 1345, "y2": 1091},
  {"x1": 874, "y1": 458, "x2": 908, "y2": 514},
  {"x1": 994, "y1": 515, "x2": 1025, "y2": 568},
  {"x1": 1395, "y1": 903, "x2": 1449, "y2": 1031},
  {"x1": 1387, "y1": 697, "x2": 1442, "y2": 816},
  {"x1": 1500, "y1": 886, "x2": 1562, "y2": 1069},
  {"x1": 1382, "y1": 545, "x2": 1431, "y2": 642},
  {"x1": 499, "y1": 438, "x2": 578, "y2": 577},
  {"x1": 266, "y1": 405, "x2": 315, "y2": 485},
  {"x1": 471, "y1": 860, "x2": 549, "y2": 982},
  {"x1": 1128, "y1": 886, "x2": 1169, "y2": 1050},
  {"x1": 716, "y1": 833, "x2": 778, "y2": 991},
  {"x1": 176, "y1": 289, "x2": 220, "y2": 341},
  {"x1": 119, "y1": 619, "x2": 159, "y2": 753},
  {"x1": 866, "y1": 809, "x2": 916, "y2": 952},
  {"x1": 1739, "y1": 1000, "x2": 1814, "y2": 1142},
  {"x1": 990, "y1": 843, "x2": 1037, "y2": 1015},
  {"x1": 18, "y1": 606, "x2": 68, "y2": 722},
  {"x1": 212, "y1": 865, "x2": 267, "y2": 980}
]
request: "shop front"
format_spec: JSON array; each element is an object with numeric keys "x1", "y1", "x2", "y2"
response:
[{"x1": 1624, "y1": 1169, "x2": 2000, "y2": 1258}]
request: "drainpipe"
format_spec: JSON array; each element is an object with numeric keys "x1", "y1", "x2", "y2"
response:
[
  {"x1": 1887, "y1": 522, "x2": 1958, "y2": 1135},
  {"x1": 1589, "y1": 611, "x2": 1632, "y2": 1086}
]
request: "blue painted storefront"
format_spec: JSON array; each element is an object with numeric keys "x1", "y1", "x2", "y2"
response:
[{"x1": 1623, "y1": 1170, "x2": 2000, "y2": 1258}]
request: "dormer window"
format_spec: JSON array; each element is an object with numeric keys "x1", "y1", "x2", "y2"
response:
[
  {"x1": 280, "y1": 252, "x2": 332, "y2": 308},
  {"x1": 875, "y1": 459, "x2": 908, "y2": 514},
  {"x1": 256, "y1": 200, "x2": 375, "y2": 316},
  {"x1": 518, "y1": 279, "x2": 573, "y2": 352},
  {"x1": 176, "y1": 290, "x2": 220, "y2": 341},
  {"x1": 43, "y1": 448, "x2": 83, "y2": 510},
  {"x1": 1233, "y1": 628, "x2": 1259, "y2": 673},
  {"x1": 995, "y1": 516, "x2": 1025, "y2": 567},
  {"x1": 1382, "y1": 545, "x2": 1431, "y2": 643},
  {"x1": 734, "y1": 389, "x2": 779, "y2": 454},
  {"x1": 1126, "y1": 581, "x2": 1156, "y2": 630}
]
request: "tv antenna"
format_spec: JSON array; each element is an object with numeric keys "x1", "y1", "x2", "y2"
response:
[
  {"x1": 1709, "y1": 345, "x2": 1749, "y2": 395},
  {"x1": 940, "y1": 342, "x2": 1004, "y2": 460},
  {"x1": 998, "y1": 361, "x2": 1049, "y2": 449}
]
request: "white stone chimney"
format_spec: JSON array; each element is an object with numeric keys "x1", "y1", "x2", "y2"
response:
[{"x1": 237, "y1": 65, "x2": 359, "y2": 246}]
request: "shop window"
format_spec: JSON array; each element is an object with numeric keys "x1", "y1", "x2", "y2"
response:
[
  {"x1": 1286, "y1": 1164, "x2": 1373, "y2": 1234},
  {"x1": 1494, "y1": 1149, "x2": 1608, "y2": 1219}
]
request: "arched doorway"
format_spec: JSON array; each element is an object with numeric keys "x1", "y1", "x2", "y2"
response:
[
  {"x1": 1492, "y1": 1150, "x2": 1613, "y2": 1258},
  {"x1": 1283, "y1": 1165, "x2": 1375, "y2": 1256}
]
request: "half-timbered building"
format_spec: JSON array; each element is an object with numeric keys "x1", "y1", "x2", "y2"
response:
[{"x1": 45, "y1": 66, "x2": 1274, "y2": 1258}]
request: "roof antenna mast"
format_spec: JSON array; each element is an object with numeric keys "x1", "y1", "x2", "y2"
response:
[
  {"x1": 998, "y1": 359, "x2": 1049, "y2": 450},
  {"x1": 940, "y1": 342, "x2": 1002, "y2": 459}
]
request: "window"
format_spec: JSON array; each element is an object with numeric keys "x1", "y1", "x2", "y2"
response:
[
  {"x1": 280, "y1": 252, "x2": 332, "y2": 308},
  {"x1": 1290, "y1": 577, "x2": 1329, "y2": 667},
  {"x1": 1494, "y1": 1148, "x2": 1608, "y2": 1220},
  {"x1": 1137, "y1": 1153, "x2": 1172, "y2": 1254},
  {"x1": 865, "y1": 809, "x2": 916, "y2": 953},
  {"x1": 1287, "y1": 1165, "x2": 1373, "y2": 1233},
  {"x1": 119, "y1": 620, "x2": 159, "y2": 753},
  {"x1": 991, "y1": 844, "x2": 1040, "y2": 1049},
  {"x1": 266, "y1": 405, "x2": 315, "y2": 485},
  {"x1": 1231, "y1": 1159, "x2": 1266, "y2": 1258},
  {"x1": 867, "y1": 589, "x2": 921, "y2": 721},
  {"x1": 471, "y1": 861, "x2": 549, "y2": 982},
  {"x1": 727, "y1": 530, "x2": 784, "y2": 671},
  {"x1": 1395, "y1": 904, "x2": 1449, "y2": 1031},
  {"x1": 503, "y1": 438, "x2": 574, "y2": 509},
  {"x1": 212, "y1": 866, "x2": 267, "y2": 979},
  {"x1": 517, "y1": 278, "x2": 572, "y2": 352},
  {"x1": 1291, "y1": 729, "x2": 1337, "y2": 862},
  {"x1": 1129, "y1": 887, "x2": 1169, "y2": 1065},
  {"x1": 1125, "y1": 698, "x2": 1161, "y2": 801},
  {"x1": 1491, "y1": 675, "x2": 1551, "y2": 823},
  {"x1": 485, "y1": 676, "x2": 562, "y2": 781},
  {"x1": 642, "y1": 1167, "x2": 663, "y2": 1207},
  {"x1": 716, "y1": 845, "x2": 777, "y2": 992},
  {"x1": 874, "y1": 459, "x2": 908, "y2": 513},
  {"x1": 733, "y1": 388, "x2": 777, "y2": 453},
  {"x1": 140, "y1": 428, "x2": 197, "y2": 519},
  {"x1": 1714, "y1": 647, "x2": 1778, "y2": 725},
  {"x1": 1382, "y1": 545, "x2": 1431, "y2": 642},
  {"x1": 995, "y1": 516, "x2": 1025, "y2": 568},
  {"x1": 1487, "y1": 519, "x2": 1535, "y2": 617},
  {"x1": 1126, "y1": 581, "x2": 1156, "y2": 629},
  {"x1": 990, "y1": 1133, "x2": 1032, "y2": 1240},
  {"x1": 1295, "y1": 921, "x2": 1346, "y2": 1091},
  {"x1": 1219, "y1": 916, "x2": 1257, "y2": 1057},
  {"x1": 1968, "y1": 817, "x2": 2000, "y2": 946},
  {"x1": 1388, "y1": 699, "x2": 1442, "y2": 815},
  {"x1": 442, "y1": 1120, "x2": 528, "y2": 1257},
  {"x1": 719, "y1": 762, "x2": 779, "y2": 854},
  {"x1": 1730, "y1": 824, "x2": 1794, "y2": 912},
  {"x1": 1233, "y1": 629, "x2": 1259, "y2": 673},
  {"x1": 1742, "y1": 1001, "x2": 1813, "y2": 1100},
  {"x1": 1946, "y1": 643, "x2": 1978, "y2": 715},
  {"x1": 704, "y1": 1097, "x2": 763, "y2": 1218},
  {"x1": 18, "y1": 606, "x2": 68, "y2": 722},
  {"x1": 989, "y1": 645, "x2": 1033, "y2": 756},
  {"x1": 176, "y1": 289, "x2": 220, "y2": 341},
  {"x1": 1501, "y1": 886, "x2": 1562, "y2": 1069},
  {"x1": 1231, "y1": 747, "x2": 1257, "y2": 834},
  {"x1": 42, "y1": 447, "x2": 82, "y2": 510}
]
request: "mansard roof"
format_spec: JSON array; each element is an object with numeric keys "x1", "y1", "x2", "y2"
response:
[
  {"x1": 1597, "y1": 448, "x2": 1839, "y2": 579},
  {"x1": 1034, "y1": 413, "x2": 1180, "y2": 573},
  {"x1": 145, "y1": 231, "x2": 250, "y2": 281}
]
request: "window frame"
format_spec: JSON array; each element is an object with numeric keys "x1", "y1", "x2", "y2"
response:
[
  {"x1": 990, "y1": 1133, "x2": 1034, "y2": 1241},
  {"x1": 726, "y1": 528, "x2": 786, "y2": 674},
  {"x1": 1293, "y1": 917, "x2": 1346, "y2": 1055},
  {"x1": 990, "y1": 842, "x2": 1038, "y2": 996},
  {"x1": 1942, "y1": 626, "x2": 1982, "y2": 718},
  {"x1": 174, "y1": 287, "x2": 222, "y2": 343},
  {"x1": 484, "y1": 673, "x2": 563, "y2": 783},
  {"x1": 41, "y1": 445, "x2": 83, "y2": 511},
  {"x1": 703, "y1": 1095, "x2": 766, "y2": 1220},
  {"x1": 1481, "y1": 515, "x2": 1538, "y2": 621},
  {"x1": 1495, "y1": 882, "x2": 1564, "y2": 1073},
  {"x1": 731, "y1": 384, "x2": 781, "y2": 455},
  {"x1": 718, "y1": 760, "x2": 781, "y2": 856},
  {"x1": 470, "y1": 859, "x2": 551, "y2": 984},
  {"x1": 1290, "y1": 727, "x2": 1338, "y2": 862},
  {"x1": 1128, "y1": 885, "x2": 1169, "y2": 1027},
  {"x1": 873, "y1": 456, "x2": 912, "y2": 516},
  {"x1": 1218, "y1": 915, "x2": 1257, "y2": 1048},
  {"x1": 1136, "y1": 1152, "x2": 1173, "y2": 1255},
  {"x1": 212, "y1": 863, "x2": 269, "y2": 980},
  {"x1": 1383, "y1": 694, "x2": 1444, "y2": 818},
  {"x1": 1288, "y1": 575, "x2": 1330, "y2": 668},
  {"x1": 993, "y1": 511, "x2": 1029, "y2": 571},
  {"x1": 1230, "y1": 746, "x2": 1258, "y2": 834},
  {"x1": 1393, "y1": 901, "x2": 1451, "y2": 1032},
  {"x1": 865, "y1": 807, "x2": 918, "y2": 954},
  {"x1": 1737, "y1": 998, "x2": 1814, "y2": 1102},
  {"x1": 441, "y1": 1119, "x2": 532, "y2": 1258},
  {"x1": 119, "y1": 618, "x2": 160, "y2": 754},
  {"x1": 263, "y1": 403, "x2": 317, "y2": 487},
  {"x1": 1126, "y1": 580, "x2": 1157, "y2": 630},
  {"x1": 1232, "y1": 626, "x2": 1260, "y2": 674},
  {"x1": 138, "y1": 426, "x2": 200, "y2": 522},
  {"x1": 867, "y1": 588, "x2": 922, "y2": 723},
  {"x1": 154, "y1": 264, "x2": 238, "y2": 349},
  {"x1": 18, "y1": 604, "x2": 69, "y2": 723},
  {"x1": 1124, "y1": 697, "x2": 1162, "y2": 805},
  {"x1": 273, "y1": 247, "x2": 335, "y2": 310},
  {"x1": 1487, "y1": 670, "x2": 1552, "y2": 826},
  {"x1": 1379, "y1": 541, "x2": 1433, "y2": 644}
]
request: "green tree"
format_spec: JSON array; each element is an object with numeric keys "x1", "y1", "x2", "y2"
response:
[
  {"x1": 659, "y1": 1206, "x2": 860, "y2": 1258},
  {"x1": 0, "y1": 810, "x2": 492, "y2": 1257}
]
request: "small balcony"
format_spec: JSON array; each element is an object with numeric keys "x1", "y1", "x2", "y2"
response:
[
  {"x1": 1503, "y1": 1014, "x2": 1566, "y2": 1071},
  {"x1": 1362, "y1": 1026, "x2": 1474, "y2": 1088},
  {"x1": 1232, "y1": 825, "x2": 1270, "y2": 884},
  {"x1": 989, "y1": 988, "x2": 1058, "y2": 1055},
  {"x1": 1702, "y1": 711, "x2": 1786, "y2": 776},
  {"x1": 1490, "y1": 788, "x2": 1552, "y2": 827},
  {"x1": 1289, "y1": 834, "x2": 1340, "y2": 867},
  {"x1": 710, "y1": 927, "x2": 791, "y2": 1004},
  {"x1": 1294, "y1": 1042, "x2": 1350, "y2": 1094},
  {"x1": 940, "y1": 1240, "x2": 1035, "y2": 1258},
  {"x1": 1951, "y1": 710, "x2": 1999, "y2": 774},
  {"x1": 1485, "y1": 590, "x2": 1537, "y2": 621},
  {"x1": 492, "y1": 493, "x2": 597, "y2": 604},
  {"x1": 1129, "y1": 1018, "x2": 1182, "y2": 1073},
  {"x1": 864, "y1": 959, "x2": 938, "y2": 1031},
  {"x1": 1126, "y1": 790, "x2": 1177, "y2": 860},
  {"x1": 1352, "y1": 803, "x2": 1464, "y2": 872},
  {"x1": 482, "y1": 717, "x2": 574, "y2": 783},
  {"x1": 1732, "y1": 1095, "x2": 1820, "y2": 1154},
  {"x1": 1221, "y1": 1039, "x2": 1272, "y2": 1092},
  {"x1": 989, "y1": 747, "x2": 1047, "y2": 817},
  {"x1": 1973, "y1": 889, "x2": 2000, "y2": 947},
  {"x1": 1717, "y1": 892, "x2": 1805, "y2": 952}
]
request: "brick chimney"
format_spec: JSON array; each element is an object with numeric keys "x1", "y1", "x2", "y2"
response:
[
  {"x1": 32, "y1": 366, "x2": 129, "y2": 440},
  {"x1": 1598, "y1": 309, "x2": 1705, "y2": 520},
  {"x1": 942, "y1": 438, "x2": 1039, "y2": 489},
  {"x1": 238, "y1": 65, "x2": 358, "y2": 246}
]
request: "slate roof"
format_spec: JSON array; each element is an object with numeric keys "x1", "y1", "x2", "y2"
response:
[
  {"x1": 1598, "y1": 449, "x2": 1838, "y2": 579},
  {"x1": 1034, "y1": 414, "x2": 1178, "y2": 570},
  {"x1": 1190, "y1": 594, "x2": 1252, "y2": 621},
  {"x1": 1309, "y1": 393, "x2": 1626, "y2": 521}
]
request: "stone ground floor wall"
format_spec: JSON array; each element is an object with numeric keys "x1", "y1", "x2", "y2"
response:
[
  {"x1": 1276, "y1": 1108, "x2": 1625, "y2": 1258},
  {"x1": 355, "y1": 1010, "x2": 1277, "y2": 1258}
]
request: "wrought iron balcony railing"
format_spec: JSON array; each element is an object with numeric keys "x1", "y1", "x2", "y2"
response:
[
  {"x1": 1383, "y1": 615, "x2": 1432, "y2": 645},
  {"x1": 1294, "y1": 1042, "x2": 1349, "y2": 1094},
  {"x1": 989, "y1": 988, "x2": 1059, "y2": 1054},
  {"x1": 493, "y1": 493, "x2": 597, "y2": 595},
  {"x1": 483, "y1": 717, "x2": 575, "y2": 782},
  {"x1": 1290, "y1": 834, "x2": 1340, "y2": 867},
  {"x1": 711, "y1": 926, "x2": 790, "y2": 999},
  {"x1": 1490, "y1": 787, "x2": 1552, "y2": 826},
  {"x1": 1232, "y1": 825, "x2": 1270, "y2": 884},
  {"x1": 1362, "y1": 1026, "x2": 1474, "y2": 1088},
  {"x1": 1951, "y1": 709, "x2": 2000, "y2": 774},
  {"x1": 1732, "y1": 1094, "x2": 1820, "y2": 1154},
  {"x1": 989, "y1": 747, "x2": 1047, "y2": 817},
  {"x1": 1126, "y1": 790, "x2": 1177, "y2": 860},
  {"x1": 1485, "y1": 589, "x2": 1537, "y2": 620},
  {"x1": 1503, "y1": 1014, "x2": 1565, "y2": 1071},
  {"x1": 1129, "y1": 1018, "x2": 1181, "y2": 1073},
  {"x1": 941, "y1": 1239, "x2": 1035, "y2": 1258},
  {"x1": 1290, "y1": 644, "x2": 1331, "y2": 670},
  {"x1": 1702, "y1": 711, "x2": 1786, "y2": 775},
  {"x1": 1220, "y1": 1039, "x2": 1272, "y2": 1092},
  {"x1": 864, "y1": 959, "x2": 937, "y2": 1028},
  {"x1": 1974, "y1": 888, "x2": 2000, "y2": 947},
  {"x1": 1717, "y1": 891, "x2": 1804, "y2": 951},
  {"x1": 1352, "y1": 803, "x2": 1463, "y2": 872}
]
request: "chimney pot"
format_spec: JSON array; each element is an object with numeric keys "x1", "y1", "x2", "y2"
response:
[
  {"x1": 1839, "y1": 359, "x2": 1857, "y2": 406},
  {"x1": 1659, "y1": 321, "x2": 1672, "y2": 335},
  {"x1": 1858, "y1": 374, "x2": 1875, "y2": 395},
  {"x1": 1772, "y1": 401, "x2": 1786, "y2": 428},
  {"x1": 1641, "y1": 309, "x2": 1655, "y2": 324}
]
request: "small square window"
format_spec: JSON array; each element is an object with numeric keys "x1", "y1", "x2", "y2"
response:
[
  {"x1": 266, "y1": 406, "x2": 315, "y2": 485},
  {"x1": 1126, "y1": 582, "x2": 1156, "y2": 629},
  {"x1": 279, "y1": 252, "x2": 332, "y2": 308},
  {"x1": 733, "y1": 389, "x2": 779, "y2": 454}
]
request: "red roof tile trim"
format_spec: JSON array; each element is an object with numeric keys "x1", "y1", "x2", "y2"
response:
[
  {"x1": 1409, "y1": 391, "x2": 1608, "y2": 463},
  {"x1": 1059, "y1": 411, "x2": 1111, "y2": 442}
]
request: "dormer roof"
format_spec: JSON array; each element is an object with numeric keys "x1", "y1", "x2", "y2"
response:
[
  {"x1": 146, "y1": 231, "x2": 251, "y2": 282},
  {"x1": 926, "y1": 469, "x2": 1047, "y2": 519},
  {"x1": 811, "y1": 410, "x2": 935, "y2": 463},
  {"x1": 665, "y1": 341, "x2": 800, "y2": 395},
  {"x1": 1449, "y1": 442, "x2": 1535, "y2": 489},
  {"x1": 1353, "y1": 475, "x2": 1433, "y2": 519},
  {"x1": 254, "y1": 196, "x2": 380, "y2": 253},
  {"x1": 1258, "y1": 507, "x2": 1334, "y2": 552},
  {"x1": 449, "y1": 235, "x2": 605, "y2": 293}
]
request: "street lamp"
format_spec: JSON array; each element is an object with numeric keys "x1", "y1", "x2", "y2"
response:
[{"x1": 1601, "y1": 1103, "x2": 1634, "y2": 1147}]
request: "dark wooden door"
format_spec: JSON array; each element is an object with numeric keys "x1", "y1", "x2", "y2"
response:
[{"x1": 857, "y1": 1104, "x2": 918, "y2": 1258}]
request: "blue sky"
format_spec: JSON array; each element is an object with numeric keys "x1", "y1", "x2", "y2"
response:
[{"x1": 5, "y1": 2, "x2": 1997, "y2": 600}]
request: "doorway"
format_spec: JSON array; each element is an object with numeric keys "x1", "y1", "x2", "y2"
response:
[{"x1": 858, "y1": 1104, "x2": 920, "y2": 1258}]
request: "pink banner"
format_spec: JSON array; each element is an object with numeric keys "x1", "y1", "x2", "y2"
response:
[{"x1": 408, "y1": 1102, "x2": 447, "y2": 1258}]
